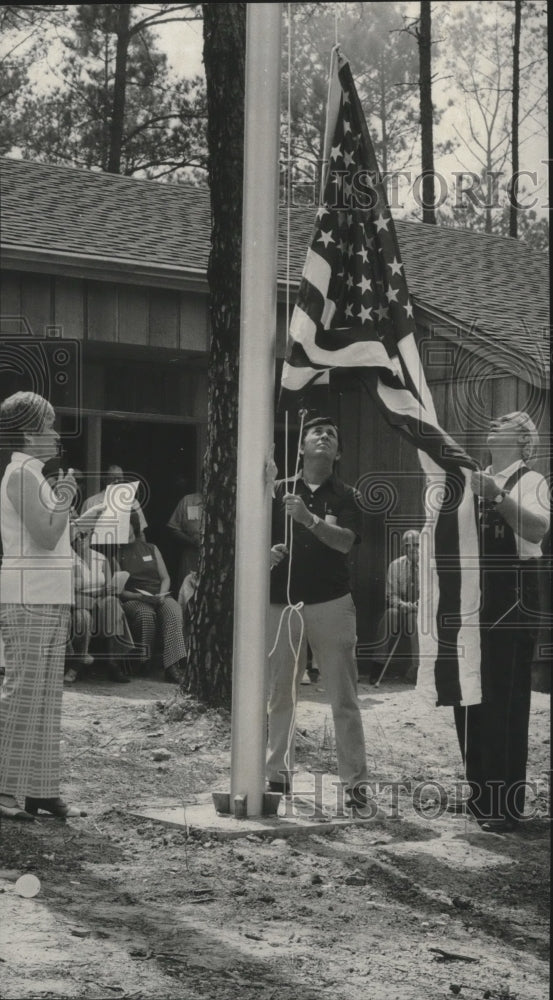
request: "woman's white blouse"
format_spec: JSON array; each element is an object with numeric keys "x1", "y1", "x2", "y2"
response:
[{"x1": 0, "y1": 452, "x2": 72, "y2": 605}]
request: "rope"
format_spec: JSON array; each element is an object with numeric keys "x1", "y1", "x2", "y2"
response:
[
  {"x1": 284, "y1": 410, "x2": 289, "y2": 548},
  {"x1": 463, "y1": 704, "x2": 469, "y2": 838},
  {"x1": 268, "y1": 409, "x2": 307, "y2": 789},
  {"x1": 285, "y1": 2, "x2": 292, "y2": 373}
]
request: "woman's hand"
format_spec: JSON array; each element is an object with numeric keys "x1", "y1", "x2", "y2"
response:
[
  {"x1": 53, "y1": 470, "x2": 79, "y2": 507},
  {"x1": 120, "y1": 589, "x2": 155, "y2": 605},
  {"x1": 138, "y1": 592, "x2": 159, "y2": 606}
]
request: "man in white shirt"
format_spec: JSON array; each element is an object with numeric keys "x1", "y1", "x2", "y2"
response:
[
  {"x1": 167, "y1": 491, "x2": 202, "y2": 589},
  {"x1": 371, "y1": 530, "x2": 420, "y2": 683},
  {"x1": 454, "y1": 411, "x2": 549, "y2": 832}
]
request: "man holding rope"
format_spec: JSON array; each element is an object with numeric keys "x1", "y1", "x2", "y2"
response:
[{"x1": 267, "y1": 416, "x2": 369, "y2": 811}]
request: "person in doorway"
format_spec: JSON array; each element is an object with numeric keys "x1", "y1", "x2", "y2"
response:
[
  {"x1": 0, "y1": 391, "x2": 103, "y2": 821},
  {"x1": 454, "y1": 411, "x2": 549, "y2": 833},
  {"x1": 118, "y1": 511, "x2": 187, "y2": 683},
  {"x1": 82, "y1": 463, "x2": 147, "y2": 537},
  {"x1": 66, "y1": 522, "x2": 134, "y2": 684},
  {"x1": 268, "y1": 416, "x2": 369, "y2": 811},
  {"x1": 371, "y1": 530, "x2": 420, "y2": 683},
  {"x1": 167, "y1": 488, "x2": 203, "y2": 590}
]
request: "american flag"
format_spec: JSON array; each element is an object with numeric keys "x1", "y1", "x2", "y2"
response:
[{"x1": 282, "y1": 51, "x2": 483, "y2": 707}]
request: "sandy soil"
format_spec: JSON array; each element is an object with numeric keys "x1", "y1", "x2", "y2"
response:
[{"x1": 0, "y1": 670, "x2": 550, "y2": 1000}]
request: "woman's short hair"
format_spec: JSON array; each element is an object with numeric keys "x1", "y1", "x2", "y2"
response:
[{"x1": 0, "y1": 392, "x2": 52, "y2": 452}]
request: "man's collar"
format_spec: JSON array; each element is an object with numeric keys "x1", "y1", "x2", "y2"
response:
[
  {"x1": 300, "y1": 470, "x2": 335, "y2": 490},
  {"x1": 488, "y1": 458, "x2": 525, "y2": 480}
]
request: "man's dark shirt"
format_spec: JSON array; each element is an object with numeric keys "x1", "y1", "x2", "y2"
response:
[{"x1": 270, "y1": 474, "x2": 362, "y2": 606}]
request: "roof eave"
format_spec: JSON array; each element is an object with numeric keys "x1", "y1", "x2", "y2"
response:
[
  {"x1": 0, "y1": 244, "x2": 208, "y2": 293},
  {"x1": 414, "y1": 299, "x2": 549, "y2": 389}
]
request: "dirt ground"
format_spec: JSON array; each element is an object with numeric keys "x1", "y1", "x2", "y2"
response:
[{"x1": 0, "y1": 668, "x2": 550, "y2": 1000}]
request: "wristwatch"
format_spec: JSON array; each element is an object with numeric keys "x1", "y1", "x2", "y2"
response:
[
  {"x1": 307, "y1": 514, "x2": 321, "y2": 530},
  {"x1": 492, "y1": 489, "x2": 507, "y2": 505}
]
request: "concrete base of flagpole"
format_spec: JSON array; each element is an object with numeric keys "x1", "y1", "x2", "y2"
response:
[{"x1": 131, "y1": 786, "x2": 390, "y2": 842}]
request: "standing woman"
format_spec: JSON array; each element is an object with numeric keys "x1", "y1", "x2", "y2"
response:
[{"x1": 0, "y1": 392, "x2": 100, "y2": 820}]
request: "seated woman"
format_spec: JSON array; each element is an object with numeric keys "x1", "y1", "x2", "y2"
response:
[
  {"x1": 117, "y1": 511, "x2": 187, "y2": 683},
  {"x1": 67, "y1": 523, "x2": 134, "y2": 684}
]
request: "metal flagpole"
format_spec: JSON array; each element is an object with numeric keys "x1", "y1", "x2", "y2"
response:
[{"x1": 230, "y1": 2, "x2": 282, "y2": 817}]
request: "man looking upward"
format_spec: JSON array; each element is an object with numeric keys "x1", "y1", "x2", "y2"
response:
[
  {"x1": 268, "y1": 416, "x2": 368, "y2": 810},
  {"x1": 457, "y1": 411, "x2": 549, "y2": 832}
]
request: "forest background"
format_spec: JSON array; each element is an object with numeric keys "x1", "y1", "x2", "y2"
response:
[{"x1": 0, "y1": 1, "x2": 548, "y2": 248}]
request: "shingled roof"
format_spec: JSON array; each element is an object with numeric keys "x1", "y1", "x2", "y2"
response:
[{"x1": 1, "y1": 157, "x2": 549, "y2": 382}]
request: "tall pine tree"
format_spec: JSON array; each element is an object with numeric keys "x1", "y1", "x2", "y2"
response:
[
  {"x1": 185, "y1": 2, "x2": 246, "y2": 706},
  {"x1": 8, "y1": 3, "x2": 206, "y2": 178}
]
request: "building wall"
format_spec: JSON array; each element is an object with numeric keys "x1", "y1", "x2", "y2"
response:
[
  {"x1": 0, "y1": 268, "x2": 210, "y2": 559},
  {"x1": 0, "y1": 268, "x2": 209, "y2": 354}
]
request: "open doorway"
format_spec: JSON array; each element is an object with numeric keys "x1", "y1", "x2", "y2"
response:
[{"x1": 102, "y1": 418, "x2": 198, "y2": 585}]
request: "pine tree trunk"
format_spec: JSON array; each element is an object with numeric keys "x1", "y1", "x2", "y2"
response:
[
  {"x1": 185, "y1": 3, "x2": 246, "y2": 707},
  {"x1": 107, "y1": 3, "x2": 131, "y2": 174},
  {"x1": 508, "y1": 0, "x2": 521, "y2": 238},
  {"x1": 418, "y1": 0, "x2": 436, "y2": 224}
]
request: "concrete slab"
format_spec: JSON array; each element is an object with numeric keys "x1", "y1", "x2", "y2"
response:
[{"x1": 131, "y1": 792, "x2": 389, "y2": 841}]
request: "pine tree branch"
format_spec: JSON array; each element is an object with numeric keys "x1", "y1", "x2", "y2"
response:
[{"x1": 129, "y1": 6, "x2": 201, "y2": 37}]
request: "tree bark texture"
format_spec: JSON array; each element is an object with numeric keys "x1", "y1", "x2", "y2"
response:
[
  {"x1": 418, "y1": 0, "x2": 436, "y2": 224},
  {"x1": 508, "y1": 0, "x2": 521, "y2": 238},
  {"x1": 107, "y1": 3, "x2": 131, "y2": 174},
  {"x1": 185, "y1": 3, "x2": 246, "y2": 706}
]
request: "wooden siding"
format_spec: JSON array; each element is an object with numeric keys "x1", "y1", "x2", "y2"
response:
[
  {"x1": 179, "y1": 292, "x2": 209, "y2": 352},
  {"x1": 54, "y1": 277, "x2": 85, "y2": 339},
  {"x1": 1, "y1": 270, "x2": 209, "y2": 353},
  {"x1": 87, "y1": 281, "x2": 118, "y2": 342},
  {"x1": 149, "y1": 289, "x2": 179, "y2": 349},
  {"x1": 0, "y1": 269, "x2": 23, "y2": 323},
  {"x1": 118, "y1": 285, "x2": 149, "y2": 345}
]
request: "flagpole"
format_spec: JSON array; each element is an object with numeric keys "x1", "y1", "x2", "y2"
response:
[{"x1": 230, "y1": 2, "x2": 282, "y2": 817}]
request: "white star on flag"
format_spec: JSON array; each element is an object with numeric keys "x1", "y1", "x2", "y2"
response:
[
  {"x1": 358, "y1": 275, "x2": 373, "y2": 295},
  {"x1": 317, "y1": 230, "x2": 334, "y2": 248},
  {"x1": 388, "y1": 257, "x2": 403, "y2": 275},
  {"x1": 375, "y1": 303, "x2": 389, "y2": 321}
]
